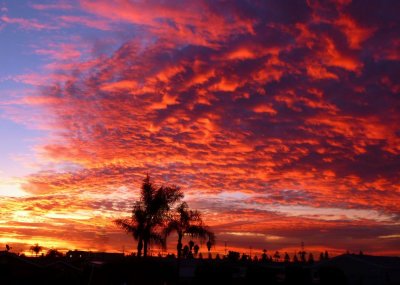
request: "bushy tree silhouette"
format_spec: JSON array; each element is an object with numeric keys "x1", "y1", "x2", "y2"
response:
[
  {"x1": 261, "y1": 249, "x2": 268, "y2": 262},
  {"x1": 308, "y1": 252, "x2": 314, "y2": 264},
  {"x1": 30, "y1": 243, "x2": 42, "y2": 257},
  {"x1": 182, "y1": 245, "x2": 189, "y2": 258},
  {"x1": 284, "y1": 252, "x2": 290, "y2": 263},
  {"x1": 299, "y1": 250, "x2": 307, "y2": 263},
  {"x1": 46, "y1": 248, "x2": 63, "y2": 258},
  {"x1": 228, "y1": 251, "x2": 240, "y2": 261},
  {"x1": 193, "y1": 244, "x2": 200, "y2": 256},
  {"x1": 115, "y1": 175, "x2": 183, "y2": 257},
  {"x1": 206, "y1": 240, "x2": 211, "y2": 252},
  {"x1": 273, "y1": 251, "x2": 280, "y2": 262},
  {"x1": 189, "y1": 240, "x2": 194, "y2": 252}
]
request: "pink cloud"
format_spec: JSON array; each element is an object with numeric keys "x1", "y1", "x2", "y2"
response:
[
  {"x1": 34, "y1": 43, "x2": 82, "y2": 61},
  {"x1": 0, "y1": 15, "x2": 53, "y2": 30},
  {"x1": 2, "y1": 0, "x2": 400, "y2": 255},
  {"x1": 30, "y1": 3, "x2": 74, "y2": 11},
  {"x1": 58, "y1": 15, "x2": 112, "y2": 31}
]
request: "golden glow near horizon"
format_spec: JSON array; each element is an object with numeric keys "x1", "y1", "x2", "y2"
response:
[{"x1": 0, "y1": 181, "x2": 28, "y2": 198}]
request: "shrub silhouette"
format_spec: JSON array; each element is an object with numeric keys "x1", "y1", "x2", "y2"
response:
[{"x1": 30, "y1": 243, "x2": 42, "y2": 257}]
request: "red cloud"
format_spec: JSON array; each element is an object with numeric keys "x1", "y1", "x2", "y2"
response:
[{"x1": 2, "y1": 0, "x2": 400, "y2": 255}]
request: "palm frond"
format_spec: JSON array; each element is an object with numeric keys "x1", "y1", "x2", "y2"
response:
[
  {"x1": 207, "y1": 230, "x2": 216, "y2": 245},
  {"x1": 114, "y1": 218, "x2": 141, "y2": 239},
  {"x1": 189, "y1": 210, "x2": 202, "y2": 222},
  {"x1": 149, "y1": 232, "x2": 167, "y2": 250},
  {"x1": 163, "y1": 220, "x2": 180, "y2": 236},
  {"x1": 186, "y1": 225, "x2": 209, "y2": 241}
]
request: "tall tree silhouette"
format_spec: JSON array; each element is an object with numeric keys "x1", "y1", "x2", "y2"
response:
[
  {"x1": 115, "y1": 175, "x2": 183, "y2": 257},
  {"x1": 164, "y1": 202, "x2": 214, "y2": 258}
]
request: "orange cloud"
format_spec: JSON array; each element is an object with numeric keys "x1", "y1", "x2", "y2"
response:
[{"x1": 2, "y1": 0, "x2": 400, "y2": 256}]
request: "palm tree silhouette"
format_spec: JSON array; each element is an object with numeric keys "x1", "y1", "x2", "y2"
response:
[
  {"x1": 115, "y1": 204, "x2": 146, "y2": 257},
  {"x1": 164, "y1": 202, "x2": 214, "y2": 258},
  {"x1": 189, "y1": 240, "x2": 194, "y2": 252},
  {"x1": 115, "y1": 175, "x2": 183, "y2": 257},
  {"x1": 30, "y1": 243, "x2": 42, "y2": 257}
]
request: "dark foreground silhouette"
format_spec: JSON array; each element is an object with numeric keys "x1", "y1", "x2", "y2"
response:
[
  {"x1": 1, "y1": 251, "x2": 400, "y2": 285},
  {"x1": 114, "y1": 175, "x2": 215, "y2": 259}
]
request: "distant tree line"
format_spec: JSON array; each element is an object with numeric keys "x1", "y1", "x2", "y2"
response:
[
  {"x1": 4, "y1": 242, "x2": 337, "y2": 264},
  {"x1": 235, "y1": 249, "x2": 331, "y2": 264}
]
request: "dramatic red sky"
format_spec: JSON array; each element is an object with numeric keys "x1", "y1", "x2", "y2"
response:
[{"x1": 0, "y1": 0, "x2": 399, "y2": 257}]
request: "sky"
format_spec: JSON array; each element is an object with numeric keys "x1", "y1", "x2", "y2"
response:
[{"x1": 0, "y1": 0, "x2": 399, "y2": 257}]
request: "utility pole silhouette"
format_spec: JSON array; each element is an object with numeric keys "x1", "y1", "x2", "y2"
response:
[
  {"x1": 224, "y1": 241, "x2": 227, "y2": 256},
  {"x1": 299, "y1": 241, "x2": 306, "y2": 263}
]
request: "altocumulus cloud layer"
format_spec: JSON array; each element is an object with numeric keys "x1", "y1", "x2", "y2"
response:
[{"x1": 0, "y1": 0, "x2": 399, "y2": 255}]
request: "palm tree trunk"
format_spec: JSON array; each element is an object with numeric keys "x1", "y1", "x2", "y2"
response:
[
  {"x1": 143, "y1": 239, "x2": 148, "y2": 257},
  {"x1": 177, "y1": 233, "x2": 183, "y2": 258},
  {"x1": 137, "y1": 238, "x2": 143, "y2": 257},
  {"x1": 176, "y1": 234, "x2": 183, "y2": 284}
]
